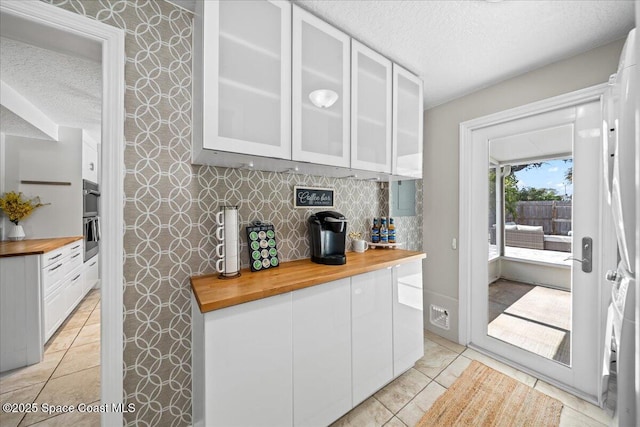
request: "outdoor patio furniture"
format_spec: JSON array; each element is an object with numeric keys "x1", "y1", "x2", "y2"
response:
[
  {"x1": 544, "y1": 235, "x2": 572, "y2": 252},
  {"x1": 505, "y1": 225, "x2": 545, "y2": 250}
]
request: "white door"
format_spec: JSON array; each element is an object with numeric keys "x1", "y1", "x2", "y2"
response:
[
  {"x1": 351, "y1": 40, "x2": 392, "y2": 173},
  {"x1": 351, "y1": 268, "x2": 393, "y2": 406},
  {"x1": 292, "y1": 5, "x2": 350, "y2": 167},
  {"x1": 198, "y1": 0, "x2": 291, "y2": 159},
  {"x1": 293, "y1": 278, "x2": 351, "y2": 426},
  {"x1": 392, "y1": 65, "x2": 423, "y2": 178},
  {"x1": 467, "y1": 99, "x2": 615, "y2": 401}
]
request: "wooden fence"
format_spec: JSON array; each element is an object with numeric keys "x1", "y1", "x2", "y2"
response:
[{"x1": 505, "y1": 200, "x2": 572, "y2": 235}]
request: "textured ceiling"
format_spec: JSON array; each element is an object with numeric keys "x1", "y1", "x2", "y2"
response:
[
  {"x1": 0, "y1": 37, "x2": 102, "y2": 141},
  {"x1": 168, "y1": 0, "x2": 638, "y2": 109},
  {"x1": 2, "y1": 0, "x2": 634, "y2": 140},
  {"x1": 292, "y1": 0, "x2": 635, "y2": 108}
]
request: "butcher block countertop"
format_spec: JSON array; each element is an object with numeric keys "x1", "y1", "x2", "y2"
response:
[
  {"x1": 191, "y1": 249, "x2": 426, "y2": 313},
  {"x1": 0, "y1": 236, "x2": 83, "y2": 258}
]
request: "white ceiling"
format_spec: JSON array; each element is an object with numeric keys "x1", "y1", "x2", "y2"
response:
[
  {"x1": 171, "y1": 0, "x2": 635, "y2": 109},
  {"x1": 1, "y1": 0, "x2": 634, "y2": 142},
  {"x1": 0, "y1": 7, "x2": 102, "y2": 142}
]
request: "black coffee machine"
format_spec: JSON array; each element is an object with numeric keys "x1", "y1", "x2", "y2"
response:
[{"x1": 308, "y1": 211, "x2": 348, "y2": 265}]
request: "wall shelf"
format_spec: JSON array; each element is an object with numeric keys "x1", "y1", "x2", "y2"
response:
[{"x1": 20, "y1": 180, "x2": 71, "y2": 186}]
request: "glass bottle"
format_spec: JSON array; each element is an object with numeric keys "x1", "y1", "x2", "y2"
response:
[
  {"x1": 388, "y1": 217, "x2": 396, "y2": 244},
  {"x1": 380, "y1": 217, "x2": 388, "y2": 243},
  {"x1": 371, "y1": 218, "x2": 380, "y2": 243}
]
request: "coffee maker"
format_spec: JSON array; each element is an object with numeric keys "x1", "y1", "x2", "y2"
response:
[{"x1": 308, "y1": 211, "x2": 348, "y2": 265}]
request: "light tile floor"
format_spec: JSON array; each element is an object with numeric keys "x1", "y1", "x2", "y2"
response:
[
  {"x1": 331, "y1": 329, "x2": 612, "y2": 427},
  {"x1": 0, "y1": 290, "x2": 101, "y2": 427}
]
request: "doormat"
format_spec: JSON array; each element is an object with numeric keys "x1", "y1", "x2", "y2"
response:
[{"x1": 416, "y1": 360, "x2": 563, "y2": 427}]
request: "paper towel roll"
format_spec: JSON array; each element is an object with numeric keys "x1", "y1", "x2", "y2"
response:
[{"x1": 221, "y1": 206, "x2": 240, "y2": 276}]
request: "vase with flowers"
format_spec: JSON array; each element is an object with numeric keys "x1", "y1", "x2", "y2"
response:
[{"x1": 0, "y1": 191, "x2": 49, "y2": 241}]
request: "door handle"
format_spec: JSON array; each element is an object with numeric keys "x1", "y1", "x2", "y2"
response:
[{"x1": 565, "y1": 237, "x2": 592, "y2": 273}]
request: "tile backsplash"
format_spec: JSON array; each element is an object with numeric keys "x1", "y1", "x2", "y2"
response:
[{"x1": 196, "y1": 166, "x2": 389, "y2": 270}]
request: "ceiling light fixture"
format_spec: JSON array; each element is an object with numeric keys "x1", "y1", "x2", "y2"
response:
[{"x1": 309, "y1": 89, "x2": 339, "y2": 108}]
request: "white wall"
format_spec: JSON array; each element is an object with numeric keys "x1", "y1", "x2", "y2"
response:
[
  {"x1": 3, "y1": 127, "x2": 82, "y2": 239},
  {"x1": 423, "y1": 38, "x2": 626, "y2": 342}
]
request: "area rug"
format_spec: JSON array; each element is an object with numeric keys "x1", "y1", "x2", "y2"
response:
[{"x1": 416, "y1": 360, "x2": 563, "y2": 427}]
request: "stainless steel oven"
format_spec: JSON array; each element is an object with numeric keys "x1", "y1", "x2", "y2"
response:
[
  {"x1": 84, "y1": 216, "x2": 100, "y2": 262},
  {"x1": 83, "y1": 179, "x2": 100, "y2": 217},
  {"x1": 83, "y1": 180, "x2": 100, "y2": 261}
]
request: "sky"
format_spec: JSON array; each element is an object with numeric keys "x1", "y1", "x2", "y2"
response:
[{"x1": 513, "y1": 159, "x2": 573, "y2": 196}]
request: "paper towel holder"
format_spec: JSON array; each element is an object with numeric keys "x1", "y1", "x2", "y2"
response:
[{"x1": 215, "y1": 205, "x2": 241, "y2": 279}]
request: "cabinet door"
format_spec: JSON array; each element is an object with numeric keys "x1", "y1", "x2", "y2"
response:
[
  {"x1": 44, "y1": 289, "x2": 63, "y2": 343},
  {"x1": 82, "y1": 142, "x2": 98, "y2": 183},
  {"x1": 84, "y1": 257, "x2": 99, "y2": 294},
  {"x1": 393, "y1": 261, "x2": 424, "y2": 376},
  {"x1": 293, "y1": 278, "x2": 351, "y2": 426},
  {"x1": 351, "y1": 268, "x2": 393, "y2": 405},
  {"x1": 204, "y1": 293, "x2": 293, "y2": 427},
  {"x1": 198, "y1": 0, "x2": 291, "y2": 159},
  {"x1": 292, "y1": 5, "x2": 350, "y2": 167},
  {"x1": 351, "y1": 40, "x2": 392, "y2": 173},
  {"x1": 392, "y1": 65, "x2": 423, "y2": 178}
]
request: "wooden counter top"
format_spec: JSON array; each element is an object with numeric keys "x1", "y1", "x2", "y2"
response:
[
  {"x1": 0, "y1": 236, "x2": 83, "y2": 258},
  {"x1": 191, "y1": 249, "x2": 426, "y2": 313}
]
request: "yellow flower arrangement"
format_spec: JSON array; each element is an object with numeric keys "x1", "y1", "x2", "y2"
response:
[{"x1": 0, "y1": 191, "x2": 49, "y2": 225}]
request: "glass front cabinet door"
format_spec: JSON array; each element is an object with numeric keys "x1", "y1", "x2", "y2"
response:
[
  {"x1": 195, "y1": 0, "x2": 291, "y2": 159},
  {"x1": 393, "y1": 65, "x2": 423, "y2": 178},
  {"x1": 292, "y1": 5, "x2": 351, "y2": 168},
  {"x1": 351, "y1": 40, "x2": 392, "y2": 174}
]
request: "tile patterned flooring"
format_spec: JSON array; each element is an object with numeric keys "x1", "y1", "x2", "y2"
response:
[
  {"x1": 0, "y1": 292, "x2": 611, "y2": 426},
  {"x1": 331, "y1": 330, "x2": 612, "y2": 427},
  {"x1": 0, "y1": 290, "x2": 101, "y2": 427}
]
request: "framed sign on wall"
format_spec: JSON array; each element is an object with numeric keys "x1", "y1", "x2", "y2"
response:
[{"x1": 294, "y1": 186, "x2": 335, "y2": 209}]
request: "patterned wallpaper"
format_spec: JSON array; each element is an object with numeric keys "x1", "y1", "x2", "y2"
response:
[{"x1": 44, "y1": 1, "x2": 423, "y2": 425}]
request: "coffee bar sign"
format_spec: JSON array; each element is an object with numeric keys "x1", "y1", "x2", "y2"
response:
[{"x1": 294, "y1": 186, "x2": 334, "y2": 209}]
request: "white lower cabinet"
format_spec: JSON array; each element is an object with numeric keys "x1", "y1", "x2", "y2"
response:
[
  {"x1": 393, "y1": 261, "x2": 425, "y2": 376},
  {"x1": 1, "y1": 240, "x2": 89, "y2": 373},
  {"x1": 83, "y1": 256, "x2": 99, "y2": 294},
  {"x1": 351, "y1": 268, "x2": 393, "y2": 406},
  {"x1": 193, "y1": 262, "x2": 424, "y2": 426},
  {"x1": 194, "y1": 293, "x2": 293, "y2": 427},
  {"x1": 293, "y1": 279, "x2": 352, "y2": 427}
]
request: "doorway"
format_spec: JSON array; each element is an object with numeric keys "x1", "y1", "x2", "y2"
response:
[
  {"x1": 0, "y1": 2, "x2": 124, "y2": 425},
  {"x1": 459, "y1": 86, "x2": 617, "y2": 404}
]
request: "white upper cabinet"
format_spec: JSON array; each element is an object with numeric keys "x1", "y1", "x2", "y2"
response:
[
  {"x1": 351, "y1": 40, "x2": 392, "y2": 173},
  {"x1": 194, "y1": 0, "x2": 291, "y2": 159},
  {"x1": 292, "y1": 5, "x2": 350, "y2": 168},
  {"x1": 393, "y1": 65, "x2": 423, "y2": 178},
  {"x1": 82, "y1": 132, "x2": 99, "y2": 183}
]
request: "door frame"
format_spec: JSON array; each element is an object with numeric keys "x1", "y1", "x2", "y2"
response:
[
  {"x1": 458, "y1": 83, "x2": 617, "y2": 403},
  {"x1": 0, "y1": 1, "x2": 125, "y2": 425}
]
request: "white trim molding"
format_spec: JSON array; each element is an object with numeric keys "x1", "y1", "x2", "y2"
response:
[{"x1": 0, "y1": 2, "x2": 125, "y2": 425}]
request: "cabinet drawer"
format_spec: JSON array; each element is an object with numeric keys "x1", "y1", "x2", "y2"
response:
[
  {"x1": 42, "y1": 246, "x2": 68, "y2": 268},
  {"x1": 67, "y1": 250, "x2": 83, "y2": 276},
  {"x1": 42, "y1": 259, "x2": 68, "y2": 295}
]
